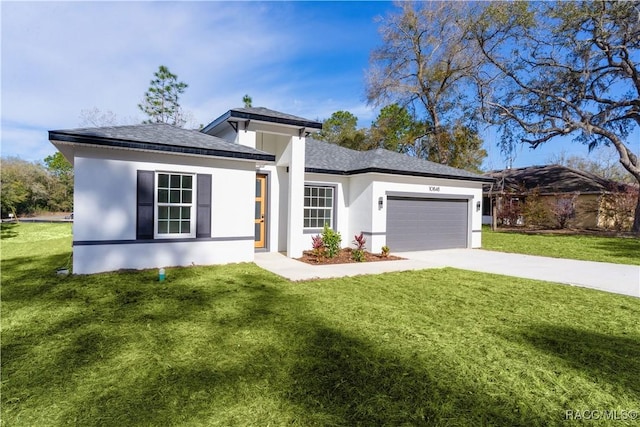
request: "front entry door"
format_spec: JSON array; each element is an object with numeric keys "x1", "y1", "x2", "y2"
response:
[{"x1": 254, "y1": 174, "x2": 267, "y2": 248}]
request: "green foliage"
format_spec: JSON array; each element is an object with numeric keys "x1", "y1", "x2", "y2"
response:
[
  {"x1": 44, "y1": 152, "x2": 74, "y2": 212},
  {"x1": 138, "y1": 65, "x2": 188, "y2": 127},
  {"x1": 522, "y1": 188, "x2": 550, "y2": 228},
  {"x1": 381, "y1": 245, "x2": 390, "y2": 257},
  {"x1": 1, "y1": 155, "x2": 73, "y2": 217},
  {"x1": 368, "y1": 104, "x2": 421, "y2": 152},
  {"x1": 316, "y1": 111, "x2": 368, "y2": 150},
  {"x1": 3, "y1": 223, "x2": 639, "y2": 426},
  {"x1": 242, "y1": 94, "x2": 253, "y2": 108},
  {"x1": 321, "y1": 223, "x2": 341, "y2": 258}
]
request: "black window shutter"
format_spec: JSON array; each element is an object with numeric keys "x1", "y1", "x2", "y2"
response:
[
  {"x1": 137, "y1": 170, "x2": 154, "y2": 239},
  {"x1": 197, "y1": 174, "x2": 212, "y2": 238}
]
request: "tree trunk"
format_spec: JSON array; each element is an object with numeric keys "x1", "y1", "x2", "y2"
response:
[{"x1": 633, "y1": 193, "x2": 640, "y2": 235}]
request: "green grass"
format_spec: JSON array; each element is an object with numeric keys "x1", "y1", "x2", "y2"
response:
[
  {"x1": 2, "y1": 223, "x2": 639, "y2": 426},
  {"x1": 483, "y1": 226, "x2": 640, "y2": 265}
]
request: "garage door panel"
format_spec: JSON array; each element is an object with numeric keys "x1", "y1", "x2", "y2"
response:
[{"x1": 386, "y1": 197, "x2": 468, "y2": 251}]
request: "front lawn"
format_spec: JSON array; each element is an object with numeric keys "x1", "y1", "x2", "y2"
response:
[
  {"x1": 2, "y1": 223, "x2": 639, "y2": 426},
  {"x1": 483, "y1": 226, "x2": 640, "y2": 265}
]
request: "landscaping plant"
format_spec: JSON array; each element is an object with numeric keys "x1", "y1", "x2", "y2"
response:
[
  {"x1": 321, "y1": 223, "x2": 341, "y2": 258},
  {"x1": 381, "y1": 245, "x2": 390, "y2": 257},
  {"x1": 351, "y1": 232, "x2": 366, "y2": 262},
  {"x1": 311, "y1": 234, "x2": 325, "y2": 258}
]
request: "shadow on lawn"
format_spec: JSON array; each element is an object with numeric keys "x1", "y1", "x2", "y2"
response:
[
  {"x1": 1, "y1": 223, "x2": 18, "y2": 239},
  {"x1": 515, "y1": 324, "x2": 640, "y2": 397},
  {"x1": 592, "y1": 237, "x2": 640, "y2": 264},
  {"x1": 285, "y1": 323, "x2": 545, "y2": 426},
  {"x1": 3, "y1": 263, "x2": 551, "y2": 426}
]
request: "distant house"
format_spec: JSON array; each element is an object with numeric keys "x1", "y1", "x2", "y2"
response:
[
  {"x1": 49, "y1": 106, "x2": 492, "y2": 274},
  {"x1": 482, "y1": 164, "x2": 631, "y2": 229}
]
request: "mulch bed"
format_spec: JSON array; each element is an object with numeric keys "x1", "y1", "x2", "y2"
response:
[{"x1": 297, "y1": 247, "x2": 405, "y2": 265}]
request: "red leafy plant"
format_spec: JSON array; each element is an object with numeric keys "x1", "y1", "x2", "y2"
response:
[
  {"x1": 352, "y1": 232, "x2": 366, "y2": 262},
  {"x1": 311, "y1": 234, "x2": 325, "y2": 258}
]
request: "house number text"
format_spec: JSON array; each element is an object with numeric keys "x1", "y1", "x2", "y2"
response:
[{"x1": 429, "y1": 186, "x2": 441, "y2": 192}]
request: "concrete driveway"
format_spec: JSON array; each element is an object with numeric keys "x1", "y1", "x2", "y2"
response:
[{"x1": 255, "y1": 249, "x2": 640, "y2": 298}]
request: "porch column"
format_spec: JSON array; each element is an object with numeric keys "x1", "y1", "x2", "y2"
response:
[{"x1": 286, "y1": 135, "x2": 305, "y2": 258}]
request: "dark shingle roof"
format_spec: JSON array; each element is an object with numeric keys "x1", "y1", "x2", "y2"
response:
[
  {"x1": 202, "y1": 107, "x2": 322, "y2": 133},
  {"x1": 49, "y1": 123, "x2": 275, "y2": 162},
  {"x1": 484, "y1": 165, "x2": 626, "y2": 194},
  {"x1": 305, "y1": 138, "x2": 491, "y2": 182}
]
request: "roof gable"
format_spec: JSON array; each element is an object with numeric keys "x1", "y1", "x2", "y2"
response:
[{"x1": 202, "y1": 107, "x2": 322, "y2": 134}]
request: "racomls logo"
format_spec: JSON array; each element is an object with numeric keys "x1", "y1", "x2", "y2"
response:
[{"x1": 564, "y1": 410, "x2": 638, "y2": 421}]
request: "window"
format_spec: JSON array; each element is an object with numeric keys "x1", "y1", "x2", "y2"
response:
[
  {"x1": 304, "y1": 185, "x2": 334, "y2": 228},
  {"x1": 156, "y1": 173, "x2": 195, "y2": 237},
  {"x1": 137, "y1": 171, "x2": 211, "y2": 240}
]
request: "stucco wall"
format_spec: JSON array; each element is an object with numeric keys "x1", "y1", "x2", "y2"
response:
[
  {"x1": 300, "y1": 172, "x2": 484, "y2": 252},
  {"x1": 72, "y1": 146, "x2": 256, "y2": 274}
]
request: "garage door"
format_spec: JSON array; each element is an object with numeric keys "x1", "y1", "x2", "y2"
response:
[{"x1": 386, "y1": 197, "x2": 469, "y2": 251}]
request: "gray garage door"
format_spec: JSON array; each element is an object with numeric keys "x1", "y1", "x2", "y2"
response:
[{"x1": 386, "y1": 197, "x2": 469, "y2": 251}]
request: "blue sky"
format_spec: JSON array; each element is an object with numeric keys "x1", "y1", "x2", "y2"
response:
[{"x1": 2, "y1": 1, "x2": 632, "y2": 170}]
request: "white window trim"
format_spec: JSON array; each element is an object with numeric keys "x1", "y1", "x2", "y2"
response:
[
  {"x1": 154, "y1": 171, "x2": 197, "y2": 239},
  {"x1": 303, "y1": 183, "x2": 336, "y2": 230}
]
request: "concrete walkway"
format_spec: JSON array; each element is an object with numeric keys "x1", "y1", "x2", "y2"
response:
[{"x1": 254, "y1": 249, "x2": 640, "y2": 298}]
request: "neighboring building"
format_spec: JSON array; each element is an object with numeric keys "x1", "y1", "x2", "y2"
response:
[
  {"x1": 50, "y1": 107, "x2": 492, "y2": 274},
  {"x1": 483, "y1": 164, "x2": 630, "y2": 228}
]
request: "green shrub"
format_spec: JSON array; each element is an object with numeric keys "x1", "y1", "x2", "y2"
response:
[{"x1": 322, "y1": 224, "x2": 341, "y2": 258}]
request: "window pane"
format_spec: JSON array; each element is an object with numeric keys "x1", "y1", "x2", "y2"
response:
[
  {"x1": 158, "y1": 189, "x2": 168, "y2": 203},
  {"x1": 311, "y1": 198, "x2": 317, "y2": 207},
  {"x1": 158, "y1": 174, "x2": 169, "y2": 188},
  {"x1": 169, "y1": 221, "x2": 180, "y2": 233},
  {"x1": 255, "y1": 179, "x2": 261, "y2": 197},
  {"x1": 170, "y1": 174, "x2": 181, "y2": 188},
  {"x1": 158, "y1": 220, "x2": 169, "y2": 234},
  {"x1": 318, "y1": 197, "x2": 325, "y2": 207},
  {"x1": 254, "y1": 223, "x2": 261, "y2": 241},
  {"x1": 304, "y1": 187, "x2": 310, "y2": 197},
  {"x1": 158, "y1": 206, "x2": 169, "y2": 220},
  {"x1": 182, "y1": 190, "x2": 192, "y2": 204},
  {"x1": 304, "y1": 219, "x2": 310, "y2": 227},
  {"x1": 169, "y1": 206, "x2": 181, "y2": 219},
  {"x1": 181, "y1": 207, "x2": 190, "y2": 220},
  {"x1": 304, "y1": 196, "x2": 311, "y2": 207},
  {"x1": 312, "y1": 187, "x2": 317, "y2": 196},
  {"x1": 181, "y1": 221, "x2": 190, "y2": 234},
  {"x1": 326, "y1": 197, "x2": 333, "y2": 207},
  {"x1": 170, "y1": 190, "x2": 180, "y2": 203},
  {"x1": 318, "y1": 188, "x2": 325, "y2": 197},
  {"x1": 182, "y1": 175, "x2": 192, "y2": 189}
]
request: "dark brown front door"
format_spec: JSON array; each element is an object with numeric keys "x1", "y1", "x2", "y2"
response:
[{"x1": 255, "y1": 174, "x2": 267, "y2": 248}]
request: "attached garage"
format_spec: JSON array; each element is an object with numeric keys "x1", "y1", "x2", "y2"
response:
[{"x1": 386, "y1": 196, "x2": 470, "y2": 251}]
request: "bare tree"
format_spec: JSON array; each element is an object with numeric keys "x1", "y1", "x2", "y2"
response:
[
  {"x1": 366, "y1": 1, "x2": 486, "y2": 169},
  {"x1": 473, "y1": 1, "x2": 640, "y2": 232},
  {"x1": 79, "y1": 107, "x2": 119, "y2": 127}
]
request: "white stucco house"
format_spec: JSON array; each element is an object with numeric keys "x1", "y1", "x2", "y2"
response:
[{"x1": 49, "y1": 107, "x2": 493, "y2": 274}]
